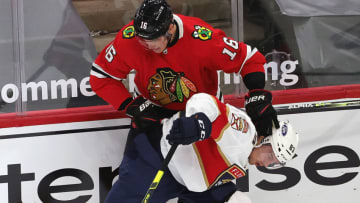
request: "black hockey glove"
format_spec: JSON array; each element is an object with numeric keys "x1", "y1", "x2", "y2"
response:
[
  {"x1": 166, "y1": 112, "x2": 212, "y2": 145},
  {"x1": 125, "y1": 96, "x2": 170, "y2": 131},
  {"x1": 245, "y1": 89, "x2": 280, "y2": 137}
]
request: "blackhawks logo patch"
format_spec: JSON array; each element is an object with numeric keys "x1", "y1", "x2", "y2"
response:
[
  {"x1": 147, "y1": 68, "x2": 198, "y2": 105},
  {"x1": 122, "y1": 26, "x2": 135, "y2": 39},
  {"x1": 192, "y1": 25, "x2": 213, "y2": 41}
]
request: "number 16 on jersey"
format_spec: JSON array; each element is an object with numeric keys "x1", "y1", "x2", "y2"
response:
[{"x1": 222, "y1": 37, "x2": 239, "y2": 61}]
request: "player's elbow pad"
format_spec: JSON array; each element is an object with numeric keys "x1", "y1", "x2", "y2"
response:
[{"x1": 243, "y1": 72, "x2": 265, "y2": 90}]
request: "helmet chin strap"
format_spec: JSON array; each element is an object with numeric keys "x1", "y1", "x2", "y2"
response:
[
  {"x1": 161, "y1": 32, "x2": 172, "y2": 54},
  {"x1": 161, "y1": 31, "x2": 172, "y2": 54},
  {"x1": 166, "y1": 21, "x2": 179, "y2": 48},
  {"x1": 162, "y1": 22, "x2": 178, "y2": 54},
  {"x1": 165, "y1": 31, "x2": 173, "y2": 47}
]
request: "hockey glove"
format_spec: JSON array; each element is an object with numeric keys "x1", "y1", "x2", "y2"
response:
[
  {"x1": 245, "y1": 89, "x2": 280, "y2": 137},
  {"x1": 166, "y1": 112, "x2": 212, "y2": 145},
  {"x1": 125, "y1": 96, "x2": 169, "y2": 131}
]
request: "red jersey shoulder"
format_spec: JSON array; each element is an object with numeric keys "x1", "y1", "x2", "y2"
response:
[
  {"x1": 110, "y1": 21, "x2": 146, "y2": 65},
  {"x1": 177, "y1": 15, "x2": 226, "y2": 42},
  {"x1": 94, "y1": 21, "x2": 144, "y2": 77},
  {"x1": 120, "y1": 21, "x2": 136, "y2": 39},
  {"x1": 177, "y1": 15, "x2": 214, "y2": 41},
  {"x1": 174, "y1": 15, "x2": 230, "y2": 67},
  {"x1": 112, "y1": 21, "x2": 139, "y2": 46}
]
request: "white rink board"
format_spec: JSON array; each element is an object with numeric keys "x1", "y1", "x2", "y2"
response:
[
  {"x1": 0, "y1": 118, "x2": 130, "y2": 203},
  {"x1": 0, "y1": 110, "x2": 360, "y2": 203},
  {"x1": 247, "y1": 109, "x2": 360, "y2": 203}
]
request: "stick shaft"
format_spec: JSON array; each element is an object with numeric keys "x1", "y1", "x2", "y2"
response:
[{"x1": 142, "y1": 144, "x2": 178, "y2": 203}]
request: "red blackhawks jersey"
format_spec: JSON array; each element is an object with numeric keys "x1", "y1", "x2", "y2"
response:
[
  {"x1": 90, "y1": 14, "x2": 265, "y2": 111},
  {"x1": 160, "y1": 93, "x2": 256, "y2": 192}
]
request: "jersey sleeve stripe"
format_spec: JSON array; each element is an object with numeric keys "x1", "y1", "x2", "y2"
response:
[
  {"x1": 193, "y1": 139, "x2": 231, "y2": 188},
  {"x1": 238, "y1": 45, "x2": 258, "y2": 74},
  {"x1": 90, "y1": 69, "x2": 107, "y2": 79},
  {"x1": 192, "y1": 144, "x2": 210, "y2": 187},
  {"x1": 214, "y1": 106, "x2": 231, "y2": 142},
  {"x1": 91, "y1": 63, "x2": 123, "y2": 81}
]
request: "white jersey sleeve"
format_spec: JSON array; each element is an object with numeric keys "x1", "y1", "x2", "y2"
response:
[{"x1": 184, "y1": 93, "x2": 221, "y2": 122}]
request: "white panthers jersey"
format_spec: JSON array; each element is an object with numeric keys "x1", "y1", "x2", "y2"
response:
[{"x1": 161, "y1": 93, "x2": 257, "y2": 192}]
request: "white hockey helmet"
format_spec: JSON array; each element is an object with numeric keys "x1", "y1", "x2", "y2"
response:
[{"x1": 269, "y1": 121, "x2": 299, "y2": 164}]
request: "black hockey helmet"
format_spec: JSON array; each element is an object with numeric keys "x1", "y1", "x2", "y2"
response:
[{"x1": 134, "y1": 0, "x2": 173, "y2": 40}]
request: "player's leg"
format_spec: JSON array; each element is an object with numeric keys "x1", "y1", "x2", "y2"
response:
[
  {"x1": 105, "y1": 131, "x2": 182, "y2": 203},
  {"x1": 105, "y1": 128, "x2": 141, "y2": 202},
  {"x1": 105, "y1": 155, "x2": 170, "y2": 203}
]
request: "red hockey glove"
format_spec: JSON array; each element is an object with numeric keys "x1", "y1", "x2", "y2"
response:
[
  {"x1": 245, "y1": 89, "x2": 280, "y2": 137},
  {"x1": 125, "y1": 96, "x2": 167, "y2": 131},
  {"x1": 166, "y1": 112, "x2": 212, "y2": 145}
]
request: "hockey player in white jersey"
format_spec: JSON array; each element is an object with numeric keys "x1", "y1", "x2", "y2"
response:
[
  {"x1": 161, "y1": 93, "x2": 299, "y2": 202},
  {"x1": 105, "y1": 92, "x2": 299, "y2": 203}
]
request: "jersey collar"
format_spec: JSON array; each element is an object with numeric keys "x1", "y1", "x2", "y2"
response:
[{"x1": 173, "y1": 14, "x2": 184, "y2": 39}]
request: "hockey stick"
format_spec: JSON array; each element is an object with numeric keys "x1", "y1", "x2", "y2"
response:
[
  {"x1": 275, "y1": 98, "x2": 360, "y2": 115},
  {"x1": 142, "y1": 144, "x2": 179, "y2": 203}
]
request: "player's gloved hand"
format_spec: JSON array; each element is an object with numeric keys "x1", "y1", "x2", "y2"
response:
[
  {"x1": 245, "y1": 89, "x2": 280, "y2": 137},
  {"x1": 166, "y1": 112, "x2": 212, "y2": 145},
  {"x1": 125, "y1": 96, "x2": 164, "y2": 131}
]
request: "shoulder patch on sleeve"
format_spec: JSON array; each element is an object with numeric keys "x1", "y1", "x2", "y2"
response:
[
  {"x1": 209, "y1": 164, "x2": 246, "y2": 189},
  {"x1": 122, "y1": 26, "x2": 135, "y2": 39},
  {"x1": 192, "y1": 25, "x2": 213, "y2": 41}
]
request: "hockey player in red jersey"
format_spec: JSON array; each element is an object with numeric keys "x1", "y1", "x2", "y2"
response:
[
  {"x1": 89, "y1": 0, "x2": 280, "y2": 202},
  {"x1": 90, "y1": 0, "x2": 278, "y2": 133}
]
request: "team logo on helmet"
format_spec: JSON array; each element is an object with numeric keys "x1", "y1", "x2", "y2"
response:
[
  {"x1": 122, "y1": 26, "x2": 135, "y2": 39},
  {"x1": 147, "y1": 68, "x2": 197, "y2": 105},
  {"x1": 281, "y1": 124, "x2": 288, "y2": 136},
  {"x1": 192, "y1": 25, "x2": 213, "y2": 41}
]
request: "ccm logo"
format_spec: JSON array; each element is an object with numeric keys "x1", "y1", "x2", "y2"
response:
[{"x1": 198, "y1": 119, "x2": 206, "y2": 140}]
